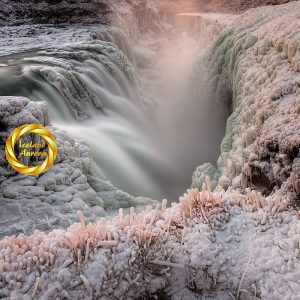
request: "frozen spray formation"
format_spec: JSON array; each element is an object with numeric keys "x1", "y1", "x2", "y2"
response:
[
  {"x1": 192, "y1": 2, "x2": 300, "y2": 206},
  {"x1": 1, "y1": 179, "x2": 300, "y2": 299}
]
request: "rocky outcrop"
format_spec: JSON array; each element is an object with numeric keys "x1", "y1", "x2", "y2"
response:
[
  {"x1": 0, "y1": 0, "x2": 113, "y2": 25},
  {"x1": 0, "y1": 0, "x2": 163, "y2": 35},
  {"x1": 0, "y1": 97, "x2": 156, "y2": 238},
  {"x1": 192, "y1": 2, "x2": 300, "y2": 206}
]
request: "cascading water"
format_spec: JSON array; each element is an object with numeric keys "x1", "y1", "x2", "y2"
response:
[{"x1": 0, "y1": 14, "x2": 229, "y2": 202}]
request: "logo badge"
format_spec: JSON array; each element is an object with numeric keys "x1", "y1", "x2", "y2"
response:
[{"x1": 5, "y1": 124, "x2": 57, "y2": 176}]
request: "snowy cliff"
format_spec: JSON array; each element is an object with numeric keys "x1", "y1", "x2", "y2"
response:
[{"x1": 192, "y1": 2, "x2": 300, "y2": 206}]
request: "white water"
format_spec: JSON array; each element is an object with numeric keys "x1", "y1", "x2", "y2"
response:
[{"x1": 0, "y1": 18, "x2": 228, "y2": 202}]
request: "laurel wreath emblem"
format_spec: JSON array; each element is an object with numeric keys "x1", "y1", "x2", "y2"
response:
[{"x1": 5, "y1": 124, "x2": 57, "y2": 176}]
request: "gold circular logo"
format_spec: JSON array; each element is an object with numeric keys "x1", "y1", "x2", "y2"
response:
[{"x1": 5, "y1": 124, "x2": 57, "y2": 176}]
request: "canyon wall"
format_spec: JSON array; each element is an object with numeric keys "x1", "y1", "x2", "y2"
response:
[
  {"x1": 0, "y1": 0, "x2": 113, "y2": 25},
  {"x1": 204, "y1": 0, "x2": 295, "y2": 13},
  {"x1": 161, "y1": 0, "x2": 295, "y2": 13},
  {"x1": 192, "y1": 1, "x2": 300, "y2": 207}
]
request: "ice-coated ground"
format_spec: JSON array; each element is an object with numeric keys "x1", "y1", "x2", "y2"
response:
[{"x1": 1, "y1": 181, "x2": 300, "y2": 299}]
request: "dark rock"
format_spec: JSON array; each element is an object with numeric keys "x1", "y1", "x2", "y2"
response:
[{"x1": 0, "y1": 0, "x2": 113, "y2": 25}]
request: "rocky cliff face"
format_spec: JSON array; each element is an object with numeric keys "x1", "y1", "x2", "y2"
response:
[
  {"x1": 206, "y1": 0, "x2": 295, "y2": 13},
  {"x1": 0, "y1": 0, "x2": 162, "y2": 30},
  {"x1": 0, "y1": 0, "x2": 113, "y2": 25},
  {"x1": 0, "y1": 0, "x2": 296, "y2": 28},
  {"x1": 162, "y1": 0, "x2": 295, "y2": 13}
]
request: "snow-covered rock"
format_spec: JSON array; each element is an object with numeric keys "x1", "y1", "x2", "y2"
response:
[{"x1": 194, "y1": 2, "x2": 300, "y2": 205}]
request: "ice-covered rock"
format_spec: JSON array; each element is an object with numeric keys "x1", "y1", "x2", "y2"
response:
[
  {"x1": 174, "y1": 12, "x2": 237, "y2": 46},
  {"x1": 0, "y1": 97, "x2": 156, "y2": 238},
  {"x1": 0, "y1": 179, "x2": 299, "y2": 299},
  {"x1": 191, "y1": 162, "x2": 219, "y2": 190},
  {"x1": 193, "y1": 2, "x2": 300, "y2": 205}
]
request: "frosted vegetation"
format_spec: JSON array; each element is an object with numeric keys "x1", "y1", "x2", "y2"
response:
[{"x1": 0, "y1": 0, "x2": 299, "y2": 299}]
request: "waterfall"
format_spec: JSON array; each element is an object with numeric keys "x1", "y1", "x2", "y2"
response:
[
  {"x1": 0, "y1": 33, "x2": 172, "y2": 199},
  {"x1": 0, "y1": 12, "x2": 231, "y2": 202}
]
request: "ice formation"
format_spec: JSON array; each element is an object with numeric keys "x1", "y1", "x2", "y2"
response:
[
  {"x1": 193, "y1": 2, "x2": 300, "y2": 206},
  {"x1": 0, "y1": 97, "x2": 157, "y2": 238},
  {"x1": 1, "y1": 177, "x2": 300, "y2": 299},
  {"x1": 23, "y1": 38, "x2": 141, "y2": 120}
]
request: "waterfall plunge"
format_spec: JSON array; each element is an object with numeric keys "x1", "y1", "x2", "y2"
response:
[{"x1": 0, "y1": 17, "x2": 229, "y2": 203}]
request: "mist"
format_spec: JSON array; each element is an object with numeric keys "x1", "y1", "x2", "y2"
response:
[{"x1": 139, "y1": 26, "x2": 229, "y2": 200}]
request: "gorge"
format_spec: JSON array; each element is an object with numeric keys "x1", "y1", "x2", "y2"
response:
[{"x1": 0, "y1": 0, "x2": 299, "y2": 299}]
